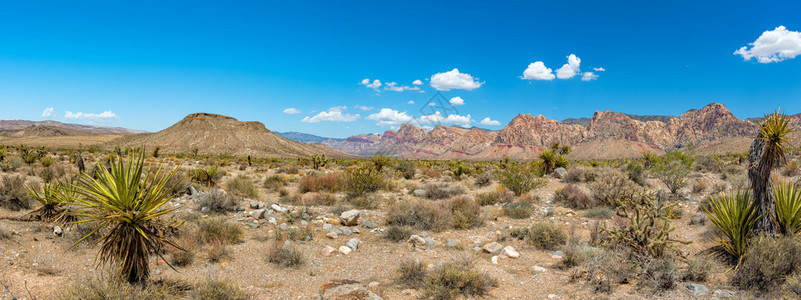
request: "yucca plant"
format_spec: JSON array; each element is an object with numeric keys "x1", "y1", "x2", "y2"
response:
[
  {"x1": 70, "y1": 151, "x2": 181, "y2": 284},
  {"x1": 539, "y1": 150, "x2": 556, "y2": 174},
  {"x1": 704, "y1": 190, "x2": 762, "y2": 259},
  {"x1": 748, "y1": 110, "x2": 795, "y2": 234},
  {"x1": 189, "y1": 165, "x2": 220, "y2": 187},
  {"x1": 25, "y1": 180, "x2": 77, "y2": 224},
  {"x1": 773, "y1": 180, "x2": 801, "y2": 235}
]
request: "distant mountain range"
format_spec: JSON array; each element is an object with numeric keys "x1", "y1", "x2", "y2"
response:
[
  {"x1": 277, "y1": 131, "x2": 345, "y2": 144},
  {"x1": 0, "y1": 120, "x2": 146, "y2": 135}
]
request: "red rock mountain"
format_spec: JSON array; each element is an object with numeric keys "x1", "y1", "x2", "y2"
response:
[{"x1": 325, "y1": 103, "x2": 770, "y2": 159}]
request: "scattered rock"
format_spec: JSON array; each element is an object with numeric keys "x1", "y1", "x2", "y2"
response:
[
  {"x1": 361, "y1": 220, "x2": 377, "y2": 228},
  {"x1": 686, "y1": 283, "x2": 709, "y2": 296},
  {"x1": 340, "y1": 227, "x2": 353, "y2": 236},
  {"x1": 446, "y1": 239, "x2": 460, "y2": 248},
  {"x1": 271, "y1": 203, "x2": 286, "y2": 213},
  {"x1": 713, "y1": 289, "x2": 736, "y2": 298},
  {"x1": 491, "y1": 255, "x2": 499, "y2": 264},
  {"x1": 482, "y1": 242, "x2": 503, "y2": 254},
  {"x1": 554, "y1": 167, "x2": 568, "y2": 179},
  {"x1": 340, "y1": 210, "x2": 361, "y2": 226},
  {"x1": 502, "y1": 246, "x2": 519, "y2": 258},
  {"x1": 352, "y1": 227, "x2": 360, "y2": 234},
  {"x1": 53, "y1": 226, "x2": 63, "y2": 236},
  {"x1": 323, "y1": 223, "x2": 333, "y2": 231},
  {"x1": 326, "y1": 218, "x2": 342, "y2": 225},
  {"x1": 347, "y1": 238, "x2": 360, "y2": 251},
  {"x1": 552, "y1": 250, "x2": 564, "y2": 259},
  {"x1": 247, "y1": 223, "x2": 260, "y2": 228},
  {"x1": 413, "y1": 189, "x2": 427, "y2": 197},
  {"x1": 249, "y1": 209, "x2": 267, "y2": 219},
  {"x1": 531, "y1": 265, "x2": 547, "y2": 273},
  {"x1": 339, "y1": 245, "x2": 352, "y2": 255},
  {"x1": 321, "y1": 246, "x2": 337, "y2": 256},
  {"x1": 408, "y1": 235, "x2": 426, "y2": 247},
  {"x1": 319, "y1": 280, "x2": 382, "y2": 300},
  {"x1": 278, "y1": 223, "x2": 288, "y2": 231},
  {"x1": 326, "y1": 232, "x2": 338, "y2": 239},
  {"x1": 424, "y1": 237, "x2": 436, "y2": 250}
]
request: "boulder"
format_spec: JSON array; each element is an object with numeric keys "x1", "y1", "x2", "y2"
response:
[
  {"x1": 502, "y1": 246, "x2": 519, "y2": 258},
  {"x1": 482, "y1": 242, "x2": 503, "y2": 254},
  {"x1": 339, "y1": 245, "x2": 352, "y2": 255},
  {"x1": 413, "y1": 189, "x2": 427, "y2": 197},
  {"x1": 321, "y1": 246, "x2": 337, "y2": 256},
  {"x1": 554, "y1": 167, "x2": 568, "y2": 179},
  {"x1": 686, "y1": 284, "x2": 709, "y2": 296},
  {"x1": 347, "y1": 238, "x2": 360, "y2": 251},
  {"x1": 340, "y1": 210, "x2": 361, "y2": 226},
  {"x1": 319, "y1": 280, "x2": 382, "y2": 300}
]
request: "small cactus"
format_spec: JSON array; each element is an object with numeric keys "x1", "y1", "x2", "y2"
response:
[{"x1": 312, "y1": 154, "x2": 327, "y2": 170}]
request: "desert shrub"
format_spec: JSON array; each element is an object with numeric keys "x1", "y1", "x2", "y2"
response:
[
  {"x1": 565, "y1": 167, "x2": 586, "y2": 183},
  {"x1": 782, "y1": 159, "x2": 800, "y2": 177},
  {"x1": 605, "y1": 195, "x2": 688, "y2": 257},
  {"x1": 691, "y1": 179, "x2": 708, "y2": 194},
  {"x1": 206, "y1": 241, "x2": 228, "y2": 262},
  {"x1": 590, "y1": 169, "x2": 641, "y2": 207},
  {"x1": 386, "y1": 199, "x2": 450, "y2": 231},
  {"x1": 584, "y1": 247, "x2": 637, "y2": 294},
  {"x1": 423, "y1": 182, "x2": 466, "y2": 200},
  {"x1": 189, "y1": 166, "x2": 222, "y2": 187},
  {"x1": 626, "y1": 162, "x2": 647, "y2": 186},
  {"x1": 583, "y1": 207, "x2": 613, "y2": 219},
  {"x1": 263, "y1": 175, "x2": 287, "y2": 191},
  {"x1": 198, "y1": 217, "x2": 243, "y2": 244},
  {"x1": 287, "y1": 227, "x2": 314, "y2": 241},
  {"x1": 348, "y1": 195, "x2": 378, "y2": 209},
  {"x1": 267, "y1": 243, "x2": 305, "y2": 269},
  {"x1": 54, "y1": 273, "x2": 184, "y2": 300},
  {"x1": 502, "y1": 200, "x2": 536, "y2": 219},
  {"x1": 384, "y1": 225, "x2": 413, "y2": 242},
  {"x1": 497, "y1": 164, "x2": 545, "y2": 196},
  {"x1": 449, "y1": 196, "x2": 483, "y2": 230},
  {"x1": 422, "y1": 262, "x2": 498, "y2": 299},
  {"x1": 682, "y1": 255, "x2": 714, "y2": 282},
  {"x1": 369, "y1": 154, "x2": 393, "y2": 171},
  {"x1": 0, "y1": 156, "x2": 22, "y2": 172},
  {"x1": 773, "y1": 180, "x2": 801, "y2": 235},
  {"x1": 473, "y1": 172, "x2": 492, "y2": 187},
  {"x1": 0, "y1": 174, "x2": 31, "y2": 210},
  {"x1": 196, "y1": 189, "x2": 239, "y2": 214},
  {"x1": 783, "y1": 273, "x2": 801, "y2": 297},
  {"x1": 651, "y1": 151, "x2": 693, "y2": 194},
  {"x1": 341, "y1": 164, "x2": 384, "y2": 198},
  {"x1": 165, "y1": 171, "x2": 191, "y2": 196},
  {"x1": 638, "y1": 256, "x2": 679, "y2": 293},
  {"x1": 396, "y1": 259, "x2": 427, "y2": 288},
  {"x1": 554, "y1": 184, "x2": 595, "y2": 209},
  {"x1": 299, "y1": 192, "x2": 337, "y2": 206},
  {"x1": 732, "y1": 236, "x2": 801, "y2": 293},
  {"x1": 703, "y1": 190, "x2": 761, "y2": 259},
  {"x1": 192, "y1": 276, "x2": 252, "y2": 300},
  {"x1": 527, "y1": 222, "x2": 567, "y2": 250},
  {"x1": 25, "y1": 179, "x2": 76, "y2": 223},
  {"x1": 475, "y1": 191, "x2": 507, "y2": 206},
  {"x1": 298, "y1": 173, "x2": 341, "y2": 193},
  {"x1": 420, "y1": 167, "x2": 442, "y2": 178},
  {"x1": 37, "y1": 163, "x2": 68, "y2": 183},
  {"x1": 225, "y1": 175, "x2": 258, "y2": 198},
  {"x1": 394, "y1": 160, "x2": 417, "y2": 179},
  {"x1": 561, "y1": 235, "x2": 592, "y2": 268}
]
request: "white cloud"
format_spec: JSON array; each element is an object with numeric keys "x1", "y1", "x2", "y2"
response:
[
  {"x1": 360, "y1": 78, "x2": 382, "y2": 91},
  {"x1": 430, "y1": 68, "x2": 483, "y2": 91},
  {"x1": 328, "y1": 105, "x2": 347, "y2": 112},
  {"x1": 581, "y1": 72, "x2": 598, "y2": 81},
  {"x1": 301, "y1": 111, "x2": 360, "y2": 123},
  {"x1": 412, "y1": 79, "x2": 423, "y2": 85},
  {"x1": 354, "y1": 105, "x2": 374, "y2": 111},
  {"x1": 480, "y1": 117, "x2": 501, "y2": 126},
  {"x1": 522, "y1": 61, "x2": 555, "y2": 80},
  {"x1": 418, "y1": 112, "x2": 473, "y2": 127},
  {"x1": 735, "y1": 26, "x2": 801, "y2": 63},
  {"x1": 384, "y1": 82, "x2": 421, "y2": 92},
  {"x1": 283, "y1": 107, "x2": 302, "y2": 114},
  {"x1": 449, "y1": 96, "x2": 465, "y2": 106},
  {"x1": 407, "y1": 100, "x2": 415, "y2": 104},
  {"x1": 593, "y1": 67, "x2": 606, "y2": 72},
  {"x1": 64, "y1": 111, "x2": 117, "y2": 120},
  {"x1": 366, "y1": 108, "x2": 414, "y2": 126},
  {"x1": 556, "y1": 54, "x2": 581, "y2": 79},
  {"x1": 41, "y1": 107, "x2": 54, "y2": 118}
]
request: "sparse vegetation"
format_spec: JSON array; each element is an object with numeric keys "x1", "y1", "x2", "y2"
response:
[
  {"x1": 225, "y1": 175, "x2": 258, "y2": 198},
  {"x1": 497, "y1": 164, "x2": 545, "y2": 196}
]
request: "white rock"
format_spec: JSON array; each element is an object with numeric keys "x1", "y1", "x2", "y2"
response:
[
  {"x1": 491, "y1": 255, "x2": 499, "y2": 264},
  {"x1": 53, "y1": 226, "x2": 63, "y2": 236},
  {"x1": 502, "y1": 246, "x2": 519, "y2": 258},
  {"x1": 321, "y1": 246, "x2": 337, "y2": 256},
  {"x1": 340, "y1": 210, "x2": 360, "y2": 226},
  {"x1": 271, "y1": 203, "x2": 286, "y2": 213},
  {"x1": 482, "y1": 242, "x2": 503, "y2": 254},
  {"x1": 338, "y1": 245, "x2": 352, "y2": 255}
]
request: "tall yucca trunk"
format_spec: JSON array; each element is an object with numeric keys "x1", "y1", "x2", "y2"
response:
[{"x1": 748, "y1": 136, "x2": 776, "y2": 235}]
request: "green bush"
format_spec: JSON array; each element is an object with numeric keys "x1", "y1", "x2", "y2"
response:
[
  {"x1": 225, "y1": 175, "x2": 258, "y2": 198},
  {"x1": 502, "y1": 201, "x2": 536, "y2": 219},
  {"x1": 423, "y1": 182, "x2": 466, "y2": 200},
  {"x1": 341, "y1": 164, "x2": 384, "y2": 198},
  {"x1": 395, "y1": 259, "x2": 427, "y2": 288},
  {"x1": 198, "y1": 217, "x2": 243, "y2": 244},
  {"x1": 394, "y1": 160, "x2": 417, "y2": 179},
  {"x1": 189, "y1": 166, "x2": 222, "y2": 187},
  {"x1": 497, "y1": 164, "x2": 545, "y2": 196},
  {"x1": 475, "y1": 191, "x2": 504, "y2": 206},
  {"x1": 605, "y1": 195, "x2": 688, "y2": 257},
  {"x1": 704, "y1": 190, "x2": 761, "y2": 259},
  {"x1": 526, "y1": 222, "x2": 567, "y2": 250},
  {"x1": 449, "y1": 196, "x2": 483, "y2": 230},
  {"x1": 422, "y1": 262, "x2": 498, "y2": 299},
  {"x1": 590, "y1": 169, "x2": 641, "y2": 207},
  {"x1": 383, "y1": 225, "x2": 413, "y2": 242},
  {"x1": 651, "y1": 151, "x2": 693, "y2": 194},
  {"x1": 386, "y1": 199, "x2": 450, "y2": 231},
  {"x1": 554, "y1": 184, "x2": 595, "y2": 209}
]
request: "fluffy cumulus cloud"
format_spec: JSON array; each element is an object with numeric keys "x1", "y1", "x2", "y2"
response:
[
  {"x1": 328, "y1": 105, "x2": 347, "y2": 112},
  {"x1": 480, "y1": 117, "x2": 501, "y2": 126},
  {"x1": 384, "y1": 82, "x2": 421, "y2": 92},
  {"x1": 412, "y1": 79, "x2": 423, "y2": 85},
  {"x1": 556, "y1": 54, "x2": 581, "y2": 79},
  {"x1": 522, "y1": 61, "x2": 555, "y2": 80},
  {"x1": 581, "y1": 72, "x2": 598, "y2": 81},
  {"x1": 354, "y1": 105, "x2": 374, "y2": 111},
  {"x1": 366, "y1": 108, "x2": 414, "y2": 126},
  {"x1": 360, "y1": 78, "x2": 382, "y2": 91},
  {"x1": 301, "y1": 111, "x2": 360, "y2": 123},
  {"x1": 735, "y1": 26, "x2": 801, "y2": 63},
  {"x1": 64, "y1": 111, "x2": 117, "y2": 120},
  {"x1": 430, "y1": 68, "x2": 483, "y2": 91},
  {"x1": 41, "y1": 107, "x2": 54, "y2": 117},
  {"x1": 418, "y1": 111, "x2": 473, "y2": 127},
  {"x1": 449, "y1": 96, "x2": 465, "y2": 106},
  {"x1": 283, "y1": 107, "x2": 302, "y2": 114}
]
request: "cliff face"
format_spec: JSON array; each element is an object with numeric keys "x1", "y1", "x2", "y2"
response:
[{"x1": 324, "y1": 103, "x2": 773, "y2": 159}]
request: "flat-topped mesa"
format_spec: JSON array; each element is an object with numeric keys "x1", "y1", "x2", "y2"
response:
[{"x1": 174, "y1": 112, "x2": 268, "y2": 132}]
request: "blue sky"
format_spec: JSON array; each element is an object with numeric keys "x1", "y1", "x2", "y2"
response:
[{"x1": 1, "y1": 1, "x2": 800, "y2": 138}]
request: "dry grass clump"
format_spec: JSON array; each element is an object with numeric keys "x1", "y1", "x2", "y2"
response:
[
  {"x1": 299, "y1": 192, "x2": 337, "y2": 206},
  {"x1": 554, "y1": 184, "x2": 595, "y2": 209},
  {"x1": 395, "y1": 259, "x2": 427, "y2": 288},
  {"x1": 590, "y1": 169, "x2": 641, "y2": 207},
  {"x1": 191, "y1": 276, "x2": 252, "y2": 300},
  {"x1": 475, "y1": 190, "x2": 512, "y2": 206},
  {"x1": 196, "y1": 189, "x2": 239, "y2": 214},
  {"x1": 420, "y1": 167, "x2": 442, "y2": 178},
  {"x1": 584, "y1": 207, "x2": 615, "y2": 219},
  {"x1": 473, "y1": 172, "x2": 493, "y2": 187},
  {"x1": 525, "y1": 222, "x2": 567, "y2": 250},
  {"x1": 681, "y1": 255, "x2": 715, "y2": 282},
  {"x1": 206, "y1": 241, "x2": 228, "y2": 262},
  {"x1": 394, "y1": 160, "x2": 417, "y2": 179},
  {"x1": 449, "y1": 196, "x2": 483, "y2": 230},
  {"x1": 225, "y1": 175, "x2": 258, "y2": 198},
  {"x1": 298, "y1": 172, "x2": 341, "y2": 193},
  {"x1": 348, "y1": 195, "x2": 379, "y2": 209},
  {"x1": 263, "y1": 174, "x2": 287, "y2": 191},
  {"x1": 54, "y1": 273, "x2": 185, "y2": 300},
  {"x1": 267, "y1": 242, "x2": 305, "y2": 269},
  {"x1": 197, "y1": 217, "x2": 244, "y2": 244},
  {"x1": 502, "y1": 200, "x2": 536, "y2": 219},
  {"x1": 383, "y1": 225, "x2": 413, "y2": 242},
  {"x1": 423, "y1": 182, "x2": 466, "y2": 200},
  {"x1": 565, "y1": 167, "x2": 587, "y2": 183},
  {"x1": 341, "y1": 165, "x2": 385, "y2": 198},
  {"x1": 167, "y1": 235, "x2": 197, "y2": 267},
  {"x1": 394, "y1": 258, "x2": 498, "y2": 299},
  {"x1": 386, "y1": 199, "x2": 451, "y2": 231},
  {"x1": 732, "y1": 236, "x2": 801, "y2": 294},
  {"x1": 0, "y1": 174, "x2": 31, "y2": 210}
]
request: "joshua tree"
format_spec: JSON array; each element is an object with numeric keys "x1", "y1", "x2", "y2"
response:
[
  {"x1": 71, "y1": 151, "x2": 181, "y2": 283},
  {"x1": 748, "y1": 110, "x2": 795, "y2": 235}
]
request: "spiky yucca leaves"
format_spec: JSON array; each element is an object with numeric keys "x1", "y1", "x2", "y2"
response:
[
  {"x1": 71, "y1": 151, "x2": 181, "y2": 284},
  {"x1": 773, "y1": 180, "x2": 801, "y2": 235},
  {"x1": 25, "y1": 179, "x2": 77, "y2": 224},
  {"x1": 539, "y1": 150, "x2": 557, "y2": 174},
  {"x1": 704, "y1": 191, "x2": 762, "y2": 260},
  {"x1": 749, "y1": 110, "x2": 795, "y2": 234},
  {"x1": 189, "y1": 165, "x2": 220, "y2": 187}
]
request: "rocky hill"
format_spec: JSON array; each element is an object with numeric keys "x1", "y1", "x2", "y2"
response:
[
  {"x1": 110, "y1": 113, "x2": 355, "y2": 158},
  {"x1": 0, "y1": 120, "x2": 145, "y2": 135},
  {"x1": 325, "y1": 103, "x2": 772, "y2": 159}
]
